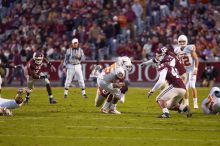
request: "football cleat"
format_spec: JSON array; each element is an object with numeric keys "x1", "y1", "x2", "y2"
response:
[
  {"x1": 82, "y1": 94, "x2": 88, "y2": 99},
  {"x1": 100, "y1": 108, "x2": 108, "y2": 114},
  {"x1": 109, "y1": 109, "x2": 121, "y2": 114},
  {"x1": 64, "y1": 94, "x2": 68, "y2": 99},
  {"x1": 49, "y1": 98, "x2": 57, "y2": 104},
  {"x1": 158, "y1": 113, "x2": 170, "y2": 118},
  {"x1": 193, "y1": 103, "x2": 198, "y2": 109},
  {"x1": 183, "y1": 105, "x2": 192, "y2": 118}
]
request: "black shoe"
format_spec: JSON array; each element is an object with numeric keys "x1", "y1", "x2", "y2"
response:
[
  {"x1": 82, "y1": 94, "x2": 88, "y2": 98},
  {"x1": 49, "y1": 98, "x2": 57, "y2": 104},
  {"x1": 183, "y1": 105, "x2": 192, "y2": 118},
  {"x1": 64, "y1": 94, "x2": 68, "y2": 99},
  {"x1": 158, "y1": 113, "x2": 170, "y2": 118},
  {"x1": 23, "y1": 97, "x2": 30, "y2": 104}
]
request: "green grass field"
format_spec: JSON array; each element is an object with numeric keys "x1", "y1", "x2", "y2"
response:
[{"x1": 0, "y1": 87, "x2": 219, "y2": 146}]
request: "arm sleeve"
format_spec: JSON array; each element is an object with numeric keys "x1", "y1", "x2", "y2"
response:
[
  {"x1": 151, "y1": 68, "x2": 168, "y2": 92},
  {"x1": 43, "y1": 58, "x2": 52, "y2": 68},
  {"x1": 80, "y1": 48, "x2": 85, "y2": 61},
  {"x1": 64, "y1": 49, "x2": 69, "y2": 65},
  {"x1": 141, "y1": 59, "x2": 154, "y2": 66}
]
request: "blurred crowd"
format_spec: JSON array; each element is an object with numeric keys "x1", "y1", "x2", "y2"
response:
[{"x1": 0, "y1": 0, "x2": 220, "y2": 62}]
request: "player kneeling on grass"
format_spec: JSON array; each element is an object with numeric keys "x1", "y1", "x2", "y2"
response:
[
  {"x1": 97, "y1": 56, "x2": 132, "y2": 114},
  {"x1": 201, "y1": 87, "x2": 220, "y2": 115},
  {"x1": 23, "y1": 51, "x2": 57, "y2": 104},
  {"x1": 95, "y1": 81, "x2": 128, "y2": 113},
  {"x1": 147, "y1": 47, "x2": 192, "y2": 118},
  {"x1": 0, "y1": 88, "x2": 29, "y2": 116}
]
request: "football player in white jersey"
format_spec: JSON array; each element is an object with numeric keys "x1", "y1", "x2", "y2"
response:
[
  {"x1": 201, "y1": 87, "x2": 220, "y2": 114},
  {"x1": 175, "y1": 35, "x2": 199, "y2": 109},
  {"x1": 0, "y1": 88, "x2": 29, "y2": 116},
  {"x1": 97, "y1": 56, "x2": 132, "y2": 114}
]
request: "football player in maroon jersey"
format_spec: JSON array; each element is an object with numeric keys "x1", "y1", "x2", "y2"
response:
[
  {"x1": 23, "y1": 51, "x2": 57, "y2": 104},
  {"x1": 147, "y1": 47, "x2": 192, "y2": 118}
]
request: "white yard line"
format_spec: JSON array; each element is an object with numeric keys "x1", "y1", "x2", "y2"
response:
[
  {"x1": 66, "y1": 125, "x2": 220, "y2": 132},
  {"x1": 0, "y1": 134, "x2": 219, "y2": 142}
]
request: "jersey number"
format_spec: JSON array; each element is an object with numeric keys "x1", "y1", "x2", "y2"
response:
[
  {"x1": 181, "y1": 56, "x2": 191, "y2": 66},
  {"x1": 104, "y1": 63, "x2": 116, "y2": 74},
  {"x1": 171, "y1": 68, "x2": 180, "y2": 78}
]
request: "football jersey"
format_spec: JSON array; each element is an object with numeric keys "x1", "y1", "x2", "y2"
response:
[
  {"x1": 158, "y1": 62, "x2": 186, "y2": 89},
  {"x1": 174, "y1": 45, "x2": 195, "y2": 71},
  {"x1": 167, "y1": 51, "x2": 186, "y2": 76},
  {"x1": 99, "y1": 63, "x2": 125, "y2": 83},
  {"x1": 25, "y1": 59, "x2": 44, "y2": 76}
]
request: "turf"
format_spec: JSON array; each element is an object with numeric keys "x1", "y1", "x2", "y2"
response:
[{"x1": 0, "y1": 87, "x2": 219, "y2": 146}]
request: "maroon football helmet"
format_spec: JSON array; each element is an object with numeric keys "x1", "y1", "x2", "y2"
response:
[{"x1": 33, "y1": 52, "x2": 44, "y2": 65}]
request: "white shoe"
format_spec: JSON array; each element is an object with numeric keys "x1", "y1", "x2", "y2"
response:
[
  {"x1": 194, "y1": 103, "x2": 198, "y2": 109},
  {"x1": 100, "y1": 108, "x2": 108, "y2": 114},
  {"x1": 109, "y1": 109, "x2": 121, "y2": 114}
]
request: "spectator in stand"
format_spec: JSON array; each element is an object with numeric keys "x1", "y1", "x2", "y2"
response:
[
  {"x1": 0, "y1": 0, "x2": 220, "y2": 61},
  {"x1": 132, "y1": 0, "x2": 143, "y2": 35},
  {"x1": 201, "y1": 63, "x2": 218, "y2": 87},
  {"x1": 7, "y1": 49, "x2": 25, "y2": 86}
]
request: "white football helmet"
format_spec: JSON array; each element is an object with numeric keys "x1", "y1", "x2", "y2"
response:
[
  {"x1": 117, "y1": 56, "x2": 132, "y2": 72},
  {"x1": 33, "y1": 52, "x2": 44, "y2": 65},
  {"x1": 115, "y1": 67, "x2": 125, "y2": 79},
  {"x1": 177, "y1": 35, "x2": 188, "y2": 48}
]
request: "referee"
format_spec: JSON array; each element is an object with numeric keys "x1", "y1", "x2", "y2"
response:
[{"x1": 63, "y1": 38, "x2": 87, "y2": 98}]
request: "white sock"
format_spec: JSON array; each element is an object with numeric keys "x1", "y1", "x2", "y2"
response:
[
  {"x1": 49, "y1": 95, "x2": 53, "y2": 98},
  {"x1": 102, "y1": 101, "x2": 111, "y2": 110},
  {"x1": 193, "y1": 98, "x2": 198, "y2": 104},
  {"x1": 184, "y1": 98, "x2": 189, "y2": 106},
  {"x1": 119, "y1": 94, "x2": 125, "y2": 103},
  {"x1": 110, "y1": 104, "x2": 116, "y2": 110},
  {"x1": 82, "y1": 89, "x2": 86, "y2": 95},
  {"x1": 162, "y1": 108, "x2": 169, "y2": 114},
  {"x1": 64, "y1": 89, "x2": 68, "y2": 95}
]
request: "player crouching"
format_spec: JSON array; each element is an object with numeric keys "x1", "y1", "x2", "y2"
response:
[
  {"x1": 23, "y1": 51, "x2": 57, "y2": 104},
  {"x1": 96, "y1": 56, "x2": 132, "y2": 114},
  {"x1": 148, "y1": 47, "x2": 192, "y2": 118},
  {"x1": 95, "y1": 81, "x2": 128, "y2": 114}
]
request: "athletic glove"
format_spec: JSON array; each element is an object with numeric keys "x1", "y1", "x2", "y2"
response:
[
  {"x1": 147, "y1": 90, "x2": 154, "y2": 98},
  {"x1": 40, "y1": 74, "x2": 48, "y2": 79}
]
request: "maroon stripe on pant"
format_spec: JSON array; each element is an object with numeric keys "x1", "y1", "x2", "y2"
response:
[{"x1": 158, "y1": 85, "x2": 173, "y2": 100}]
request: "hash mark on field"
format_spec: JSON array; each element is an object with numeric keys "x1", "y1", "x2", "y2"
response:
[
  {"x1": 65, "y1": 125, "x2": 220, "y2": 132},
  {"x1": 0, "y1": 134, "x2": 219, "y2": 142}
]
